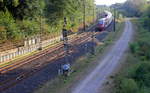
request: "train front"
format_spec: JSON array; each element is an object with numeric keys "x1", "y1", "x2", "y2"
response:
[
  {"x1": 95, "y1": 11, "x2": 113, "y2": 32},
  {"x1": 98, "y1": 19, "x2": 105, "y2": 31}
]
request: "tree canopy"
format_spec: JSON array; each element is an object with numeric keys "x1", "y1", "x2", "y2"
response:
[
  {"x1": 111, "y1": 0, "x2": 147, "y2": 17},
  {"x1": 0, "y1": 0, "x2": 96, "y2": 44}
]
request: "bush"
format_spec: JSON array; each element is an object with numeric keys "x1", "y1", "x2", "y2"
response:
[
  {"x1": 119, "y1": 78, "x2": 139, "y2": 93},
  {"x1": 134, "y1": 62, "x2": 150, "y2": 87},
  {"x1": 130, "y1": 29, "x2": 150, "y2": 60},
  {"x1": 140, "y1": 87, "x2": 150, "y2": 93},
  {"x1": 126, "y1": 62, "x2": 140, "y2": 78},
  {"x1": 130, "y1": 42, "x2": 139, "y2": 54},
  {"x1": 143, "y1": 73, "x2": 150, "y2": 87}
]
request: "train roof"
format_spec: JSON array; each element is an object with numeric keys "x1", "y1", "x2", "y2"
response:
[
  {"x1": 98, "y1": 18, "x2": 105, "y2": 21},
  {"x1": 103, "y1": 11, "x2": 112, "y2": 18}
]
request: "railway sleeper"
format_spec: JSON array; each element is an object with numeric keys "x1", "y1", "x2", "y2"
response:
[{"x1": 16, "y1": 74, "x2": 25, "y2": 81}]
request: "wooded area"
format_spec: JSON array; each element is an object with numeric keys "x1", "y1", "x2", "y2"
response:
[
  {"x1": 0, "y1": 0, "x2": 96, "y2": 44},
  {"x1": 111, "y1": 0, "x2": 148, "y2": 17}
]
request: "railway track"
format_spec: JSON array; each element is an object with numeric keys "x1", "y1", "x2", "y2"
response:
[
  {"x1": 0, "y1": 30, "x2": 99, "y2": 92},
  {"x1": 0, "y1": 31, "x2": 91, "y2": 73},
  {"x1": 0, "y1": 43, "x2": 63, "y2": 74}
]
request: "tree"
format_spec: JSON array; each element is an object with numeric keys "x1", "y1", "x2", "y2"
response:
[
  {"x1": 0, "y1": 10, "x2": 21, "y2": 41},
  {"x1": 0, "y1": 0, "x2": 96, "y2": 43}
]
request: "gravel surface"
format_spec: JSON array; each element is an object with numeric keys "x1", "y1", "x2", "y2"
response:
[{"x1": 71, "y1": 19, "x2": 134, "y2": 93}]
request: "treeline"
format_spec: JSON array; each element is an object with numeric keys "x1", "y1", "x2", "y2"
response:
[
  {"x1": 111, "y1": 0, "x2": 148, "y2": 17},
  {"x1": 115, "y1": 0, "x2": 150, "y2": 93},
  {"x1": 0, "y1": 0, "x2": 95, "y2": 44}
]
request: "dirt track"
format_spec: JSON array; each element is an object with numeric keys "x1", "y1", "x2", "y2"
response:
[{"x1": 71, "y1": 19, "x2": 134, "y2": 93}]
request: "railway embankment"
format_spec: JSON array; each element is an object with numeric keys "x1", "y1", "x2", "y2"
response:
[
  {"x1": 1, "y1": 22, "x2": 97, "y2": 93},
  {"x1": 0, "y1": 22, "x2": 97, "y2": 66},
  {"x1": 34, "y1": 20, "x2": 125, "y2": 93}
]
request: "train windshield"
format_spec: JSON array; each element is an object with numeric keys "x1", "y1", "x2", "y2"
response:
[{"x1": 99, "y1": 20, "x2": 104, "y2": 25}]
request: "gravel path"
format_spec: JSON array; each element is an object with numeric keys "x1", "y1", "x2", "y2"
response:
[{"x1": 72, "y1": 19, "x2": 134, "y2": 93}]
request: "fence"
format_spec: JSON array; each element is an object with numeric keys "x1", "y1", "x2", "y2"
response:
[{"x1": 0, "y1": 36, "x2": 61, "y2": 64}]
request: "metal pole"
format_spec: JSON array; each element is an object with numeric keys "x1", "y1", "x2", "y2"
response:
[
  {"x1": 63, "y1": 17, "x2": 69, "y2": 64},
  {"x1": 83, "y1": 0, "x2": 88, "y2": 54},
  {"x1": 83, "y1": 0, "x2": 86, "y2": 32},
  {"x1": 98, "y1": 8, "x2": 100, "y2": 19},
  {"x1": 91, "y1": 5, "x2": 95, "y2": 55},
  {"x1": 39, "y1": 10, "x2": 42, "y2": 50},
  {"x1": 61, "y1": 17, "x2": 71, "y2": 77},
  {"x1": 93, "y1": 5, "x2": 95, "y2": 23},
  {"x1": 114, "y1": 8, "x2": 116, "y2": 32},
  {"x1": 91, "y1": 30, "x2": 95, "y2": 55}
]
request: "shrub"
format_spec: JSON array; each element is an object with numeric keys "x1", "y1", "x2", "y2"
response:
[
  {"x1": 143, "y1": 73, "x2": 150, "y2": 87},
  {"x1": 139, "y1": 87, "x2": 150, "y2": 93},
  {"x1": 134, "y1": 62, "x2": 150, "y2": 87},
  {"x1": 119, "y1": 78, "x2": 139, "y2": 93},
  {"x1": 130, "y1": 42, "x2": 139, "y2": 54},
  {"x1": 12, "y1": 0, "x2": 19, "y2": 7}
]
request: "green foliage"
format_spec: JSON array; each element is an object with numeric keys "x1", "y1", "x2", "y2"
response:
[
  {"x1": 20, "y1": 20, "x2": 39, "y2": 37},
  {"x1": 0, "y1": 0, "x2": 44, "y2": 20},
  {"x1": 7, "y1": 22, "x2": 22, "y2": 41},
  {"x1": 140, "y1": 87, "x2": 150, "y2": 93},
  {"x1": 111, "y1": 0, "x2": 147, "y2": 17},
  {"x1": 116, "y1": 17, "x2": 150, "y2": 93},
  {"x1": 140, "y1": 5, "x2": 150, "y2": 31},
  {"x1": 130, "y1": 42, "x2": 139, "y2": 54},
  {"x1": 46, "y1": 0, "x2": 95, "y2": 28},
  {"x1": 0, "y1": 10, "x2": 21, "y2": 41},
  {"x1": 0, "y1": 0, "x2": 96, "y2": 44},
  {"x1": 12, "y1": 0, "x2": 19, "y2": 7},
  {"x1": 134, "y1": 62, "x2": 150, "y2": 87},
  {"x1": 0, "y1": 10, "x2": 15, "y2": 27},
  {"x1": 0, "y1": 26, "x2": 7, "y2": 43},
  {"x1": 119, "y1": 78, "x2": 139, "y2": 93}
]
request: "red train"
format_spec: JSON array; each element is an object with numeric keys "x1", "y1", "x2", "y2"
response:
[{"x1": 95, "y1": 11, "x2": 113, "y2": 31}]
